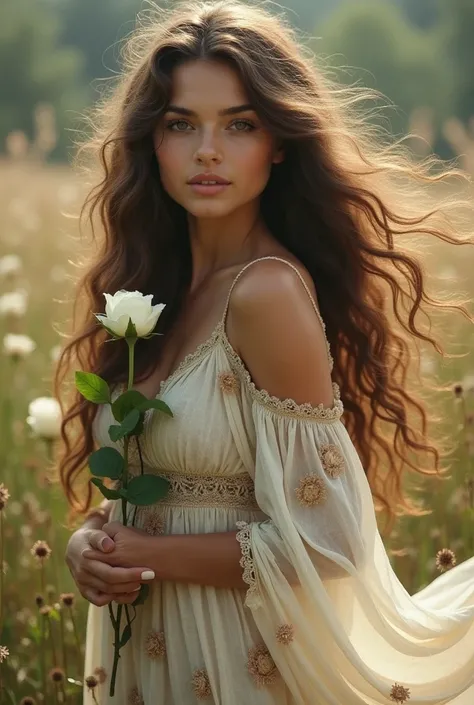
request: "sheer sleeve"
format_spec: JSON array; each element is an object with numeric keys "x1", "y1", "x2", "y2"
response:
[{"x1": 233, "y1": 396, "x2": 474, "y2": 705}]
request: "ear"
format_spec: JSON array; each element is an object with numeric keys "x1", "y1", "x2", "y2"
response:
[{"x1": 272, "y1": 141, "x2": 285, "y2": 164}]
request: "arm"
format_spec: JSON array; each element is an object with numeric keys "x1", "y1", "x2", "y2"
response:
[{"x1": 123, "y1": 262, "x2": 335, "y2": 588}]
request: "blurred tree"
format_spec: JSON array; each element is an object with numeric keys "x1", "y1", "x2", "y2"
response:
[
  {"x1": 439, "y1": 0, "x2": 474, "y2": 124},
  {"x1": 0, "y1": 0, "x2": 86, "y2": 160},
  {"x1": 315, "y1": 1, "x2": 448, "y2": 137},
  {"x1": 51, "y1": 0, "x2": 141, "y2": 95},
  {"x1": 399, "y1": 0, "x2": 439, "y2": 29}
]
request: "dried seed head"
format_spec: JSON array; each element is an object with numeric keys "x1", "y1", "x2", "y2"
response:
[
  {"x1": 20, "y1": 698, "x2": 37, "y2": 705},
  {"x1": 435, "y1": 548, "x2": 457, "y2": 572},
  {"x1": 0, "y1": 645, "x2": 9, "y2": 663},
  {"x1": 0, "y1": 484, "x2": 10, "y2": 511},
  {"x1": 35, "y1": 594, "x2": 45, "y2": 608},
  {"x1": 59, "y1": 592, "x2": 75, "y2": 607},
  {"x1": 30, "y1": 540, "x2": 52, "y2": 561},
  {"x1": 453, "y1": 383, "x2": 463, "y2": 398},
  {"x1": 48, "y1": 667, "x2": 65, "y2": 683},
  {"x1": 85, "y1": 675, "x2": 98, "y2": 690}
]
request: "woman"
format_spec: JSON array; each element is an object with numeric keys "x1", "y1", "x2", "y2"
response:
[{"x1": 56, "y1": 1, "x2": 474, "y2": 703}]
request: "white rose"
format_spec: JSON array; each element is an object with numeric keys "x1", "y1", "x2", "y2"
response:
[
  {"x1": 3, "y1": 333, "x2": 36, "y2": 358},
  {"x1": 0, "y1": 254, "x2": 22, "y2": 278},
  {"x1": 95, "y1": 290, "x2": 166, "y2": 338},
  {"x1": 0, "y1": 290, "x2": 28, "y2": 318},
  {"x1": 26, "y1": 397, "x2": 62, "y2": 440}
]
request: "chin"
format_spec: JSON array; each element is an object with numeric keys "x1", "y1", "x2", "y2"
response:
[{"x1": 184, "y1": 200, "x2": 237, "y2": 218}]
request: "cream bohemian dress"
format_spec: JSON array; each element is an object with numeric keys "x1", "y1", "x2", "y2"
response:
[{"x1": 85, "y1": 256, "x2": 474, "y2": 705}]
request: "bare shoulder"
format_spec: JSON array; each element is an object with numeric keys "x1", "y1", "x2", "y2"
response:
[
  {"x1": 230, "y1": 255, "x2": 320, "y2": 310},
  {"x1": 227, "y1": 255, "x2": 335, "y2": 409}
]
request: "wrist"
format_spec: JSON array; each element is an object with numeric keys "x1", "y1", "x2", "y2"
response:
[{"x1": 81, "y1": 504, "x2": 110, "y2": 531}]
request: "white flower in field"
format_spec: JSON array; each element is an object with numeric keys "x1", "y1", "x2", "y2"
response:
[
  {"x1": 0, "y1": 290, "x2": 28, "y2": 318},
  {"x1": 0, "y1": 254, "x2": 22, "y2": 278},
  {"x1": 50, "y1": 344, "x2": 61, "y2": 363},
  {"x1": 3, "y1": 333, "x2": 36, "y2": 359},
  {"x1": 26, "y1": 397, "x2": 62, "y2": 440},
  {"x1": 95, "y1": 290, "x2": 166, "y2": 338},
  {"x1": 462, "y1": 374, "x2": 474, "y2": 394}
]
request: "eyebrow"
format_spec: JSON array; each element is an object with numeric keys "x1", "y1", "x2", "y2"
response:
[{"x1": 165, "y1": 103, "x2": 255, "y2": 117}]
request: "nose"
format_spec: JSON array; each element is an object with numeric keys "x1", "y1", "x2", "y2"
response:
[{"x1": 194, "y1": 131, "x2": 222, "y2": 165}]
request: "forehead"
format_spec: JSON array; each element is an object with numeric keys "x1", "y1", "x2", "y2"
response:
[{"x1": 169, "y1": 59, "x2": 249, "y2": 108}]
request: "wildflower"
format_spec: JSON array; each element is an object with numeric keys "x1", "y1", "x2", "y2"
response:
[
  {"x1": 39, "y1": 605, "x2": 52, "y2": 616},
  {"x1": 20, "y1": 698, "x2": 37, "y2": 705},
  {"x1": 0, "y1": 290, "x2": 28, "y2": 318},
  {"x1": 0, "y1": 254, "x2": 22, "y2": 278},
  {"x1": 48, "y1": 667, "x2": 65, "y2": 683},
  {"x1": 85, "y1": 675, "x2": 98, "y2": 690},
  {"x1": 435, "y1": 548, "x2": 457, "y2": 572},
  {"x1": 453, "y1": 383, "x2": 463, "y2": 398},
  {"x1": 3, "y1": 333, "x2": 36, "y2": 360},
  {"x1": 0, "y1": 484, "x2": 10, "y2": 511},
  {"x1": 35, "y1": 594, "x2": 45, "y2": 608},
  {"x1": 59, "y1": 592, "x2": 75, "y2": 608},
  {"x1": 26, "y1": 397, "x2": 62, "y2": 440},
  {"x1": 390, "y1": 682, "x2": 411, "y2": 703},
  {"x1": 0, "y1": 645, "x2": 9, "y2": 662},
  {"x1": 30, "y1": 540, "x2": 52, "y2": 562}
]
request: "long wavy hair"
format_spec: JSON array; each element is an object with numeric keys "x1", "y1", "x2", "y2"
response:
[{"x1": 53, "y1": 0, "x2": 474, "y2": 534}]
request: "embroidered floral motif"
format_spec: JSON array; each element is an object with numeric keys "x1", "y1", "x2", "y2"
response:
[
  {"x1": 247, "y1": 643, "x2": 280, "y2": 687},
  {"x1": 236, "y1": 521, "x2": 262, "y2": 609},
  {"x1": 218, "y1": 370, "x2": 240, "y2": 394},
  {"x1": 191, "y1": 668, "x2": 212, "y2": 699},
  {"x1": 142, "y1": 509, "x2": 165, "y2": 536},
  {"x1": 145, "y1": 630, "x2": 166, "y2": 659},
  {"x1": 319, "y1": 443, "x2": 346, "y2": 478},
  {"x1": 389, "y1": 682, "x2": 411, "y2": 703},
  {"x1": 275, "y1": 624, "x2": 294, "y2": 645},
  {"x1": 295, "y1": 474, "x2": 328, "y2": 507},
  {"x1": 128, "y1": 686, "x2": 144, "y2": 705},
  {"x1": 92, "y1": 666, "x2": 107, "y2": 684}
]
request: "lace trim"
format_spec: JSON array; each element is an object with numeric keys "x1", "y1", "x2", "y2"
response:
[
  {"x1": 117, "y1": 469, "x2": 260, "y2": 510},
  {"x1": 219, "y1": 324, "x2": 344, "y2": 422},
  {"x1": 236, "y1": 521, "x2": 262, "y2": 609}
]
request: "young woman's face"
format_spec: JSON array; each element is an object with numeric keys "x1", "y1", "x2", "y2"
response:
[{"x1": 153, "y1": 58, "x2": 283, "y2": 219}]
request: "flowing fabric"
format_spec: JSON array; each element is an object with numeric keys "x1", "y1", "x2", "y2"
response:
[{"x1": 84, "y1": 256, "x2": 474, "y2": 705}]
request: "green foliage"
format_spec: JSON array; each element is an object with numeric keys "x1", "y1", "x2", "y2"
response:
[
  {"x1": 75, "y1": 371, "x2": 111, "y2": 404},
  {"x1": 316, "y1": 1, "x2": 449, "y2": 136},
  {"x1": 0, "y1": 0, "x2": 86, "y2": 160},
  {"x1": 439, "y1": 0, "x2": 474, "y2": 123}
]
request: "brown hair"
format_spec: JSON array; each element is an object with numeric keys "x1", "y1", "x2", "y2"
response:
[{"x1": 53, "y1": 0, "x2": 474, "y2": 534}]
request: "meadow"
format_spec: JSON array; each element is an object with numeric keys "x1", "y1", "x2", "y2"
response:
[{"x1": 0, "y1": 139, "x2": 473, "y2": 704}]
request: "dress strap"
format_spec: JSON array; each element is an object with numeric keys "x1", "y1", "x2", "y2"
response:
[{"x1": 220, "y1": 255, "x2": 334, "y2": 372}]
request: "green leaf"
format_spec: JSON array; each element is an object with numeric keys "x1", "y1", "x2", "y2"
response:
[
  {"x1": 90, "y1": 477, "x2": 122, "y2": 500},
  {"x1": 119, "y1": 623, "x2": 132, "y2": 648},
  {"x1": 138, "y1": 398, "x2": 174, "y2": 417},
  {"x1": 75, "y1": 371, "x2": 111, "y2": 404},
  {"x1": 132, "y1": 583, "x2": 150, "y2": 607},
  {"x1": 108, "y1": 408, "x2": 140, "y2": 441},
  {"x1": 89, "y1": 447, "x2": 124, "y2": 480},
  {"x1": 125, "y1": 474, "x2": 170, "y2": 506},
  {"x1": 112, "y1": 389, "x2": 147, "y2": 422}
]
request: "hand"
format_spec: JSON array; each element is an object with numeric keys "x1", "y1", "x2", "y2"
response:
[
  {"x1": 65, "y1": 526, "x2": 155, "y2": 607},
  {"x1": 81, "y1": 521, "x2": 157, "y2": 572}
]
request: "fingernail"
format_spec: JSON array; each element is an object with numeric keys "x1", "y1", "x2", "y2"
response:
[
  {"x1": 141, "y1": 570, "x2": 155, "y2": 580},
  {"x1": 132, "y1": 586, "x2": 141, "y2": 592},
  {"x1": 100, "y1": 537, "x2": 114, "y2": 551}
]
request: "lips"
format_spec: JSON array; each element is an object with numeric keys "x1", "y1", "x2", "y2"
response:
[{"x1": 188, "y1": 173, "x2": 231, "y2": 185}]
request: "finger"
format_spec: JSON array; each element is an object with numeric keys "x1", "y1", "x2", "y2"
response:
[
  {"x1": 83, "y1": 587, "x2": 113, "y2": 608},
  {"x1": 81, "y1": 548, "x2": 115, "y2": 564},
  {"x1": 79, "y1": 569, "x2": 141, "y2": 595},
  {"x1": 83, "y1": 559, "x2": 156, "y2": 586},
  {"x1": 88, "y1": 529, "x2": 115, "y2": 553}
]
